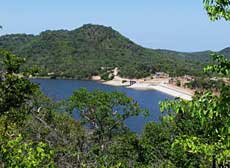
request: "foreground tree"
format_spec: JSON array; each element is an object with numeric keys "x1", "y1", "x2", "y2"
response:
[
  {"x1": 204, "y1": 0, "x2": 230, "y2": 20},
  {"x1": 1, "y1": 135, "x2": 54, "y2": 167},
  {"x1": 67, "y1": 88, "x2": 148, "y2": 167},
  {"x1": 0, "y1": 50, "x2": 38, "y2": 131},
  {"x1": 155, "y1": 1, "x2": 230, "y2": 167},
  {"x1": 68, "y1": 88, "x2": 147, "y2": 145},
  {"x1": 160, "y1": 48, "x2": 230, "y2": 167},
  {"x1": 0, "y1": 50, "x2": 54, "y2": 167},
  {"x1": 140, "y1": 121, "x2": 176, "y2": 167}
]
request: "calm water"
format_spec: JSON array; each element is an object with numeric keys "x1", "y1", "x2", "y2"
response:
[{"x1": 31, "y1": 79, "x2": 173, "y2": 133}]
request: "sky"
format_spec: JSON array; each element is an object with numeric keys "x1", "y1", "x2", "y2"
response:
[{"x1": 0, "y1": 0, "x2": 230, "y2": 52}]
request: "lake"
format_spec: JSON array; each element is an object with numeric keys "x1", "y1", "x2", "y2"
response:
[{"x1": 31, "y1": 79, "x2": 173, "y2": 133}]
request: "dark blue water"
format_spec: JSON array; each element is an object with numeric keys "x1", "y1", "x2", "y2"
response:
[{"x1": 31, "y1": 79, "x2": 173, "y2": 133}]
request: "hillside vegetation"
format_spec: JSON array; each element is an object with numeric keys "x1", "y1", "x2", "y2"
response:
[
  {"x1": 1, "y1": 48, "x2": 230, "y2": 167},
  {"x1": 1, "y1": 24, "x2": 229, "y2": 79}
]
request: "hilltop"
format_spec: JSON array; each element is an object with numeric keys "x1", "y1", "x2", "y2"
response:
[{"x1": 0, "y1": 24, "x2": 229, "y2": 79}]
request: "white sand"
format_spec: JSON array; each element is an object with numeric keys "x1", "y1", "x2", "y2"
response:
[
  {"x1": 103, "y1": 78, "x2": 193, "y2": 100},
  {"x1": 129, "y1": 83, "x2": 192, "y2": 100},
  {"x1": 95, "y1": 68, "x2": 193, "y2": 100},
  {"x1": 102, "y1": 76, "x2": 130, "y2": 86}
]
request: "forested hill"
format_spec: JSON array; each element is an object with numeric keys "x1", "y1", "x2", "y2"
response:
[{"x1": 0, "y1": 24, "x2": 229, "y2": 79}]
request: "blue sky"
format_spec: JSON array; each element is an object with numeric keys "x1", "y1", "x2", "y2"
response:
[{"x1": 0, "y1": 0, "x2": 230, "y2": 52}]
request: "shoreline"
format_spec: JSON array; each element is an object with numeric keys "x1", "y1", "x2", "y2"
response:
[
  {"x1": 30, "y1": 76, "x2": 193, "y2": 100},
  {"x1": 101, "y1": 76, "x2": 193, "y2": 100},
  {"x1": 129, "y1": 83, "x2": 193, "y2": 100}
]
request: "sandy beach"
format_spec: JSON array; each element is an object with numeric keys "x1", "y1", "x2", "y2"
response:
[
  {"x1": 129, "y1": 83, "x2": 193, "y2": 100},
  {"x1": 100, "y1": 76, "x2": 193, "y2": 100},
  {"x1": 92, "y1": 66, "x2": 194, "y2": 101}
]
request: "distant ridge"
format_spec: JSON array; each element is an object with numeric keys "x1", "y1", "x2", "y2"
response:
[
  {"x1": 219, "y1": 47, "x2": 230, "y2": 56},
  {"x1": 0, "y1": 24, "x2": 229, "y2": 79}
]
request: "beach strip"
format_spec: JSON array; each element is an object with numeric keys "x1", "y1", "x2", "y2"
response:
[{"x1": 128, "y1": 83, "x2": 193, "y2": 100}]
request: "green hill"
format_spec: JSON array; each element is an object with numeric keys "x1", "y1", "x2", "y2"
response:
[{"x1": 0, "y1": 24, "x2": 228, "y2": 79}]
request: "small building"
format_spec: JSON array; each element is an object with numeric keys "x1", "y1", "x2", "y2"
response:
[
  {"x1": 183, "y1": 75, "x2": 193, "y2": 81},
  {"x1": 155, "y1": 72, "x2": 169, "y2": 78},
  {"x1": 130, "y1": 80, "x2": 136, "y2": 86}
]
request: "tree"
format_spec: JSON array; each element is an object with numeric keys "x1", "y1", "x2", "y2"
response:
[
  {"x1": 204, "y1": 0, "x2": 230, "y2": 20},
  {"x1": 0, "y1": 135, "x2": 54, "y2": 168},
  {"x1": 157, "y1": 2, "x2": 230, "y2": 167},
  {"x1": 67, "y1": 88, "x2": 148, "y2": 146},
  {"x1": 205, "y1": 52, "x2": 230, "y2": 75},
  {"x1": 160, "y1": 53, "x2": 230, "y2": 167},
  {"x1": 0, "y1": 50, "x2": 55, "y2": 167},
  {"x1": 176, "y1": 80, "x2": 181, "y2": 87},
  {"x1": 140, "y1": 122, "x2": 176, "y2": 167},
  {"x1": 0, "y1": 50, "x2": 38, "y2": 131}
]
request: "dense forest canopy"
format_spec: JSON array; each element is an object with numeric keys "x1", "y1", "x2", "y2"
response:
[{"x1": 0, "y1": 24, "x2": 230, "y2": 79}]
